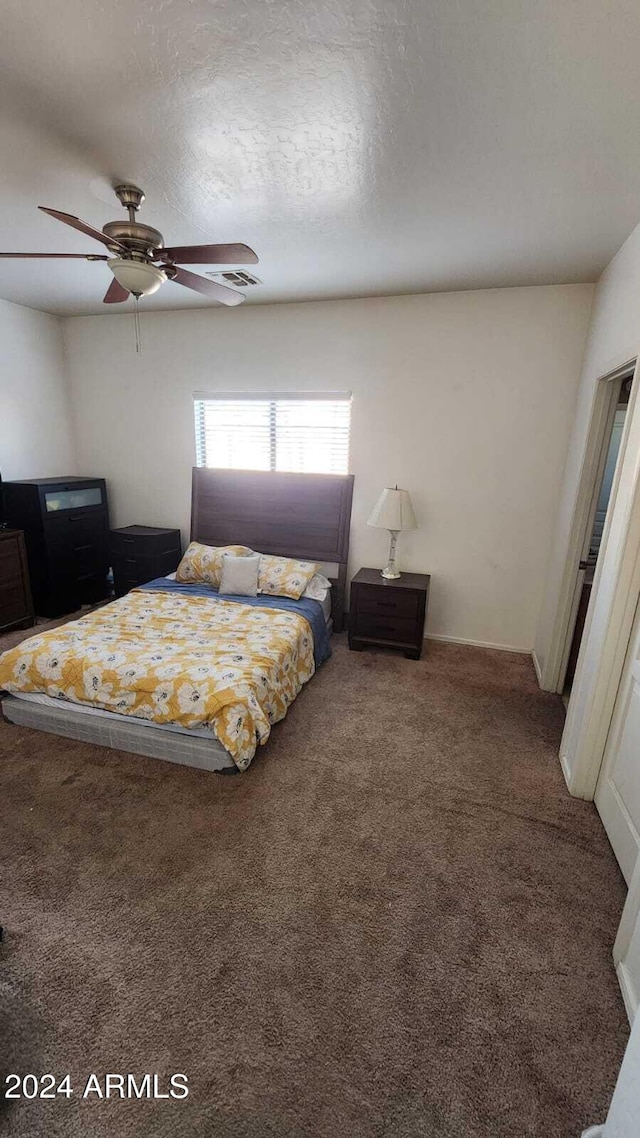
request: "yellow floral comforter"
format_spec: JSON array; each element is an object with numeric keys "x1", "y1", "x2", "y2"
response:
[{"x1": 0, "y1": 590, "x2": 316, "y2": 770}]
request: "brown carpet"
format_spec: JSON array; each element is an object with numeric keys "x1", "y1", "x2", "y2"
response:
[{"x1": 0, "y1": 627, "x2": 629, "y2": 1138}]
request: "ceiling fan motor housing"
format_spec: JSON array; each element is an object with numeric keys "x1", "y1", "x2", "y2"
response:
[
  {"x1": 102, "y1": 185, "x2": 164, "y2": 257},
  {"x1": 102, "y1": 220, "x2": 164, "y2": 257}
]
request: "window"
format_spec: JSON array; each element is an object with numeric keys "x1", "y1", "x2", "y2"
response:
[{"x1": 193, "y1": 393, "x2": 351, "y2": 475}]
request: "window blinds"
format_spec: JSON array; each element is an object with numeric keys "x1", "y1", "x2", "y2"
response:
[{"x1": 193, "y1": 393, "x2": 351, "y2": 475}]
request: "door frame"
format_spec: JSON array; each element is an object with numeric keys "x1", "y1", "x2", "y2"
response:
[
  {"x1": 541, "y1": 359, "x2": 636, "y2": 696},
  {"x1": 560, "y1": 356, "x2": 640, "y2": 799}
]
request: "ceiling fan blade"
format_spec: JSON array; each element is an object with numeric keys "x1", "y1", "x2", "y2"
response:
[
  {"x1": 165, "y1": 265, "x2": 245, "y2": 306},
  {"x1": 158, "y1": 243, "x2": 258, "y2": 265},
  {"x1": 103, "y1": 278, "x2": 130, "y2": 304},
  {"x1": 0, "y1": 252, "x2": 109, "y2": 260},
  {"x1": 38, "y1": 207, "x2": 127, "y2": 252}
]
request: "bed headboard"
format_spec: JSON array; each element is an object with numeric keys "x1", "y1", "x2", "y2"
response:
[{"x1": 190, "y1": 468, "x2": 355, "y2": 631}]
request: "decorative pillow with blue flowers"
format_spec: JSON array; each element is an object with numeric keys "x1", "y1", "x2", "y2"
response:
[
  {"x1": 257, "y1": 555, "x2": 319, "y2": 600},
  {"x1": 175, "y1": 542, "x2": 254, "y2": 587}
]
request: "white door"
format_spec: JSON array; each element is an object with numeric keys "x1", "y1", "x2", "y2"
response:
[{"x1": 595, "y1": 594, "x2": 640, "y2": 884}]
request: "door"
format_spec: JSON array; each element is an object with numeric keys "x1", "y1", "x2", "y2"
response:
[{"x1": 595, "y1": 591, "x2": 640, "y2": 884}]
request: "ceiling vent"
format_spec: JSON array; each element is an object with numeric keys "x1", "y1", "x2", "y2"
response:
[{"x1": 207, "y1": 270, "x2": 262, "y2": 287}]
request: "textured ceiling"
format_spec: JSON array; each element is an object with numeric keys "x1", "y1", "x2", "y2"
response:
[{"x1": 0, "y1": 0, "x2": 639, "y2": 315}]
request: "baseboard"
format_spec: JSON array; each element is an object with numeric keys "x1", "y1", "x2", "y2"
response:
[
  {"x1": 424, "y1": 632, "x2": 532, "y2": 654},
  {"x1": 559, "y1": 751, "x2": 572, "y2": 790},
  {"x1": 616, "y1": 960, "x2": 638, "y2": 1025},
  {"x1": 532, "y1": 648, "x2": 543, "y2": 685}
]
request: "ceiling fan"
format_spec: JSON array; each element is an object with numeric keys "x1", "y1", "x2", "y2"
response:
[{"x1": 0, "y1": 184, "x2": 258, "y2": 307}]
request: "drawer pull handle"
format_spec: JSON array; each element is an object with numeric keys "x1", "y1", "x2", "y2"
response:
[
  {"x1": 376, "y1": 601, "x2": 396, "y2": 608},
  {"x1": 77, "y1": 573, "x2": 96, "y2": 582},
  {"x1": 74, "y1": 544, "x2": 93, "y2": 553}
]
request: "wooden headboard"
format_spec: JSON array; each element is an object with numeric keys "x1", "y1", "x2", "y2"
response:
[{"x1": 191, "y1": 468, "x2": 355, "y2": 631}]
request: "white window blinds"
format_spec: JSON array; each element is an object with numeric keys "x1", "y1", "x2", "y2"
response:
[{"x1": 193, "y1": 393, "x2": 351, "y2": 475}]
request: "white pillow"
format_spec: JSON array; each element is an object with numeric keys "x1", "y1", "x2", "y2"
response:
[
  {"x1": 218, "y1": 553, "x2": 261, "y2": 597},
  {"x1": 302, "y1": 573, "x2": 332, "y2": 602}
]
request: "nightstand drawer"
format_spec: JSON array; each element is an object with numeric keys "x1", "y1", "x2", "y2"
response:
[
  {"x1": 354, "y1": 614, "x2": 417, "y2": 643},
  {"x1": 357, "y1": 588, "x2": 419, "y2": 619}
]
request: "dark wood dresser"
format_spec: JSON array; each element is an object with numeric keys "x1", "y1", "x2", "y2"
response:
[
  {"x1": 3, "y1": 477, "x2": 110, "y2": 618},
  {"x1": 110, "y1": 526, "x2": 182, "y2": 597},
  {"x1": 349, "y1": 567, "x2": 430, "y2": 659},
  {"x1": 0, "y1": 529, "x2": 34, "y2": 632}
]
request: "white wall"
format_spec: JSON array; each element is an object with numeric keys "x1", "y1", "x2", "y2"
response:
[
  {"x1": 63, "y1": 285, "x2": 593, "y2": 650},
  {"x1": 0, "y1": 297, "x2": 75, "y2": 479}
]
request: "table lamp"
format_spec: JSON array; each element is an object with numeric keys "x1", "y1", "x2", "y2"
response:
[{"x1": 366, "y1": 486, "x2": 417, "y2": 579}]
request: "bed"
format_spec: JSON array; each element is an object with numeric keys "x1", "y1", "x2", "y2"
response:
[{"x1": 0, "y1": 469, "x2": 354, "y2": 773}]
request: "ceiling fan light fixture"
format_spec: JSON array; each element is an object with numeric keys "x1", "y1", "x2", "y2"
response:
[{"x1": 108, "y1": 257, "x2": 166, "y2": 297}]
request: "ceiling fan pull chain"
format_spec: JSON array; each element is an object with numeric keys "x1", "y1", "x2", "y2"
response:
[{"x1": 133, "y1": 294, "x2": 142, "y2": 355}]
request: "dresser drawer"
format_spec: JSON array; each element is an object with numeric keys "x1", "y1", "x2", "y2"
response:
[
  {"x1": 112, "y1": 548, "x2": 181, "y2": 578},
  {"x1": 0, "y1": 538, "x2": 22, "y2": 578},
  {"x1": 353, "y1": 613, "x2": 418, "y2": 643},
  {"x1": 0, "y1": 583, "x2": 29, "y2": 626},
  {"x1": 48, "y1": 541, "x2": 109, "y2": 578},
  {"x1": 46, "y1": 567, "x2": 110, "y2": 610},
  {"x1": 112, "y1": 563, "x2": 153, "y2": 596},
  {"x1": 356, "y1": 587, "x2": 420, "y2": 619},
  {"x1": 45, "y1": 511, "x2": 108, "y2": 551},
  {"x1": 110, "y1": 528, "x2": 181, "y2": 558},
  {"x1": 114, "y1": 575, "x2": 145, "y2": 596}
]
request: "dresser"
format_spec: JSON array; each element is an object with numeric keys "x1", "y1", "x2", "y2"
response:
[
  {"x1": 349, "y1": 567, "x2": 430, "y2": 659},
  {"x1": 0, "y1": 529, "x2": 34, "y2": 632},
  {"x1": 110, "y1": 526, "x2": 182, "y2": 597},
  {"x1": 3, "y1": 477, "x2": 110, "y2": 618}
]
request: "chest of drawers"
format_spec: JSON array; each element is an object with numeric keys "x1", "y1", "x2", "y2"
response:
[
  {"x1": 110, "y1": 526, "x2": 182, "y2": 597},
  {"x1": 3, "y1": 477, "x2": 110, "y2": 618},
  {"x1": 0, "y1": 529, "x2": 34, "y2": 632}
]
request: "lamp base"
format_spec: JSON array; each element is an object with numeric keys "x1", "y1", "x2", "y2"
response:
[{"x1": 381, "y1": 530, "x2": 401, "y2": 579}]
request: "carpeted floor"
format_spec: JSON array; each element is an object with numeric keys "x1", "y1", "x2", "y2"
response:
[{"x1": 0, "y1": 626, "x2": 630, "y2": 1137}]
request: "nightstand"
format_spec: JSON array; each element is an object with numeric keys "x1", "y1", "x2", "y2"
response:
[
  {"x1": 110, "y1": 526, "x2": 182, "y2": 597},
  {"x1": 349, "y1": 567, "x2": 430, "y2": 659}
]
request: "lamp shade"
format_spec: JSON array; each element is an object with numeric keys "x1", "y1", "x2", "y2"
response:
[
  {"x1": 108, "y1": 258, "x2": 167, "y2": 297},
  {"x1": 367, "y1": 487, "x2": 417, "y2": 531}
]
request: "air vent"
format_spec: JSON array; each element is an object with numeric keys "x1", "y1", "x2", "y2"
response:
[{"x1": 207, "y1": 270, "x2": 262, "y2": 287}]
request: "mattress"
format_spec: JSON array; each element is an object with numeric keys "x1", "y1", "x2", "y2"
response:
[
  {"x1": 10, "y1": 690, "x2": 216, "y2": 737},
  {"x1": 1, "y1": 694, "x2": 236, "y2": 772}
]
